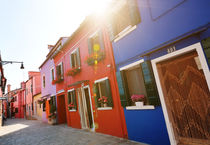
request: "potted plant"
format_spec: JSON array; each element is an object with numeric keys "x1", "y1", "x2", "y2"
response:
[
  {"x1": 68, "y1": 103, "x2": 75, "y2": 110},
  {"x1": 98, "y1": 96, "x2": 108, "y2": 107},
  {"x1": 52, "y1": 75, "x2": 64, "y2": 84},
  {"x1": 66, "y1": 67, "x2": 81, "y2": 76},
  {"x1": 85, "y1": 51, "x2": 105, "y2": 66},
  {"x1": 48, "y1": 105, "x2": 57, "y2": 125},
  {"x1": 131, "y1": 94, "x2": 145, "y2": 107}
]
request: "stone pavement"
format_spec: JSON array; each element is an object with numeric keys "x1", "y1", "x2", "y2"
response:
[{"x1": 0, "y1": 119, "x2": 147, "y2": 145}]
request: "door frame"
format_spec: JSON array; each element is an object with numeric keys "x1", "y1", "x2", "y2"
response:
[
  {"x1": 151, "y1": 42, "x2": 210, "y2": 145},
  {"x1": 82, "y1": 85, "x2": 95, "y2": 131}
]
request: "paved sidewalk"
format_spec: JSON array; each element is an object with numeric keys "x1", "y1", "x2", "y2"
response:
[{"x1": 0, "y1": 119, "x2": 147, "y2": 145}]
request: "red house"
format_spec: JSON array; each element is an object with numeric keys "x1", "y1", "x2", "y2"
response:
[{"x1": 52, "y1": 15, "x2": 127, "y2": 138}]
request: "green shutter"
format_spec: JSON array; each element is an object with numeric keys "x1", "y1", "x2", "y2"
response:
[
  {"x1": 128, "y1": 0, "x2": 141, "y2": 26},
  {"x1": 76, "y1": 48, "x2": 81, "y2": 67},
  {"x1": 98, "y1": 30, "x2": 105, "y2": 50},
  {"x1": 105, "y1": 79, "x2": 113, "y2": 107},
  {"x1": 93, "y1": 83, "x2": 100, "y2": 108},
  {"x1": 67, "y1": 92, "x2": 71, "y2": 104},
  {"x1": 61, "y1": 62, "x2": 64, "y2": 78},
  {"x1": 140, "y1": 61, "x2": 160, "y2": 106},
  {"x1": 88, "y1": 38, "x2": 92, "y2": 54},
  {"x1": 73, "y1": 90, "x2": 77, "y2": 110},
  {"x1": 116, "y1": 71, "x2": 128, "y2": 107},
  {"x1": 56, "y1": 66, "x2": 60, "y2": 78}
]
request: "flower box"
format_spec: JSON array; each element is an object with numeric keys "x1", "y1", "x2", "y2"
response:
[
  {"x1": 66, "y1": 67, "x2": 81, "y2": 76},
  {"x1": 85, "y1": 51, "x2": 105, "y2": 66},
  {"x1": 52, "y1": 76, "x2": 64, "y2": 84}
]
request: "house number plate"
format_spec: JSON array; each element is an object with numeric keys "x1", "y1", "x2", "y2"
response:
[{"x1": 167, "y1": 46, "x2": 176, "y2": 53}]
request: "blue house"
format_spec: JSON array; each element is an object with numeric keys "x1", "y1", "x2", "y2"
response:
[{"x1": 107, "y1": 0, "x2": 210, "y2": 145}]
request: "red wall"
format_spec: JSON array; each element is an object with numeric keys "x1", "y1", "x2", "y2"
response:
[{"x1": 53, "y1": 19, "x2": 127, "y2": 138}]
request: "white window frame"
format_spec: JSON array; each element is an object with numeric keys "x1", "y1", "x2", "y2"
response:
[
  {"x1": 94, "y1": 77, "x2": 113, "y2": 110},
  {"x1": 67, "y1": 88, "x2": 76, "y2": 111},
  {"x1": 50, "y1": 67, "x2": 55, "y2": 82},
  {"x1": 70, "y1": 48, "x2": 80, "y2": 68},
  {"x1": 119, "y1": 59, "x2": 155, "y2": 110}
]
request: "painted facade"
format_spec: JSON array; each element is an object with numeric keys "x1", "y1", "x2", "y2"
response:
[
  {"x1": 39, "y1": 39, "x2": 67, "y2": 123},
  {"x1": 33, "y1": 93, "x2": 42, "y2": 118},
  {"x1": 51, "y1": 15, "x2": 127, "y2": 138},
  {"x1": 109, "y1": 0, "x2": 210, "y2": 145}
]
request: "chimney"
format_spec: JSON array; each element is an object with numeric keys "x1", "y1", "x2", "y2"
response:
[{"x1": 7, "y1": 84, "x2": 11, "y2": 93}]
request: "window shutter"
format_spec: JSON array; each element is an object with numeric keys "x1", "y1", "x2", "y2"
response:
[
  {"x1": 61, "y1": 62, "x2": 64, "y2": 78},
  {"x1": 88, "y1": 38, "x2": 92, "y2": 54},
  {"x1": 93, "y1": 83, "x2": 100, "y2": 108},
  {"x1": 67, "y1": 92, "x2": 71, "y2": 104},
  {"x1": 116, "y1": 71, "x2": 128, "y2": 107},
  {"x1": 76, "y1": 48, "x2": 81, "y2": 67},
  {"x1": 56, "y1": 65, "x2": 60, "y2": 79},
  {"x1": 98, "y1": 30, "x2": 105, "y2": 50},
  {"x1": 128, "y1": 0, "x2": 141, "y2": 26},
  {"x1": 70, "y1": 54, "x2": 73, "y2": 68},
  {"x1": 105, "y1": 79, "x2": 113, "y2": 107},
  {"x1": 140, "y1": 61, "x2": 160, "y2": 106},
  {"x1": 73, "y1": 90, "x2": 77, "y2": 110}
]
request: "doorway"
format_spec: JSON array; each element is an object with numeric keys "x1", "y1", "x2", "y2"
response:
[
  {"x1": 78, "y1": 86, "x2": 94, "y2": 130},
  {"x1": 152, "y1": 43, "x2": 210, "y2": 145},
  {"x1": 57, "y1": 95, "x2": 67, "y2": 124}
]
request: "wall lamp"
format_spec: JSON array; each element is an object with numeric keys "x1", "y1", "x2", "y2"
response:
[{"x1": 0, "y1": 61, "x2": 24, "y2": 69}]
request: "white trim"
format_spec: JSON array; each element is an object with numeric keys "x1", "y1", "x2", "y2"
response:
[
  {"x1": 97, "y1": 107, "x2": 113, "y2": 110},
  {"x1": 151, "y1": 42, "x2": 210, "y2": 145},
  {"x1": 89, "y1": 29, "x2": 100, "y2": 38},
  {"x1": 83, "y1": 85, "x2": 95, "y2": 131},
  {"x1": 56, "y1": 89, "x2": 64, "y2": 95},
  {"x1": 69, "y1": 109, "x2": 76, "y2": 112},
  {"x1": 120, "y1": 59, "x2": 144, "y2": 71},
  {"x1": 67, "y1": 88, "x2": 75, "y2": 92},
  {"x1": 94, "y1": 77, "x2": 108, "y2": 84},
  {"x1": 126, "y1": 105, "x2": 154, "y2": 110},
  {"x1": 114, "y1": 25, "x2": 137, "y2": 42},
  {"x1": 51, "y1": 94, "x2": 56, "y2": 97},
  {"x1": 71, "y1": 47, "x2": 78, "y2": 54}
]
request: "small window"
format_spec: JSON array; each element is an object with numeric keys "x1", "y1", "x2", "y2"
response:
[
  {"x1": 31, "y1": 84, "x2": 33, "y2": 93},
  {"x1": 67, "y1": 90, "x2": 77, "y2": 111},
  {"x1": 56, "y1": 63, "x2": 64, "y2": 80},
  {"x1": 94, "y1": 78, "x2": 113, "y2": 108},
  {"x1": 88, "y1": 30, "x2": 105, "y2": 55},
  {"x1": 108, "y1": 0, "x2": 141, "y2": 41},
  {"x1": 43, "y1": 75, "x2": 45, "y2": 88},
  {"x1": 70, "y1": 48, "x2": 81, "y2": 68},
  {"x1": 51, "y1": 68, "x2": 55, "y2": 81}
]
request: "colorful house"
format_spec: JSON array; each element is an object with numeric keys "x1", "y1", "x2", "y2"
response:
[
  {"x1": 108, "y1": 0, "x2": 210, "y2": 145},
  {"x1": 39, "y1": 39, "x2": 67, "y2": 124},
  {"x1": 51, "y1": 15, "x2": 127, "y2": 138},
  {"x1": 25, "y1": 71, "x2": 41, "y2": 119}
]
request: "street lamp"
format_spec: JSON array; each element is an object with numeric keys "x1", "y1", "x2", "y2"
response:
[{"x1": 0, "y1": 61, "x2": 24, "y2": 69}]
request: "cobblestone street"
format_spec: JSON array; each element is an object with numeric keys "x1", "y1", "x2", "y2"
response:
[{"x1": 0, "y1": 119, "x2": 147, "y2": 145}]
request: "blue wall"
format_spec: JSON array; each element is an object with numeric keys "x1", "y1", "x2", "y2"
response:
[
  {"x1": 111, "y1": 0, "x2": 210, "y2": 144},
  {"x1": 113, "y1": 0, "x2": 210, "y2": 67},
  {"x1": 124, "y1": 107, "x2": 170, "y2": 145}
]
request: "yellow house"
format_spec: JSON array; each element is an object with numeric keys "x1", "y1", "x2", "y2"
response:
[{"x1": 33, "y1": 93, "x2": 42, "y2": 118}]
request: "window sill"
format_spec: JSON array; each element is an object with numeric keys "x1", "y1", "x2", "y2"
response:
[
  {"x1": 69, "y1": 109, "x2": 76, "y2": 112},
  {"x1": 126, "y1": 105, "x2": 155, "y2": 110},
  {"x1": 114, "y1": 25, "x2": 137, "y2": 42},
  {"x1": 97, "y1": 107, "x2": 112, "y2": 110}
]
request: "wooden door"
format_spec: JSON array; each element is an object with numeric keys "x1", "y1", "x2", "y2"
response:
[
  {"x1": 157, "y1": 51, "x2": 210, "y2": 145},
  {"x1": 57, "y1": 95, "x2": 67, "y2": 124}
]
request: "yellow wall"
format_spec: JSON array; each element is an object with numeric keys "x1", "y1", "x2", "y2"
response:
[{"x1": 33, "y1": 93, "x2": 42, "y2": 118}]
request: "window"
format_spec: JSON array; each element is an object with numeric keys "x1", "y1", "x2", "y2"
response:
[
  {"x1": 31, "y1": 84, "x2": 33, "y2": 93},
  {"x1": 67, "y1": 89, "x2": 77, "y2": 111},
  {"x1": 88, "y1": 30, "x2": 105, "y2": 54},
  {"x1": 201, "y1": 37, "x2": 210, "y2": 68},
  {"x1": 51, "y1": 68, "x2": 55, "y2": 81},
  {"x1": 43, "y1": 102, "x2": 46, "y2": 111},
  {"x1": 94, "y1": 78, "x2": 113, "y2": 108},
  {"x1": 49, "y1": 96, "x2": 56, "y2": 114},
  {"x1": 42, "y1": 75, "x2": 45, "y2": 88},
  {"x1": 116, "y1": 61, "x2": 160, "y2": 108},
  {"x1": 15, "y1": 108, "x2": 18, "y2": 113},
  {"x1": 56, "y1": 63, "x2": 64, "y2": 80},
  {"x1": 70, "y1": 48, "x2": 81, "y2": 68},
  {"x1": 108, "y1": 0, "x2": 141, "y2": 41}
]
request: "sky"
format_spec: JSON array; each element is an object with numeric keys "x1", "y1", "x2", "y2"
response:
[{"x1": 0, "y1": 0, "x2": 111, "y2": 91}]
